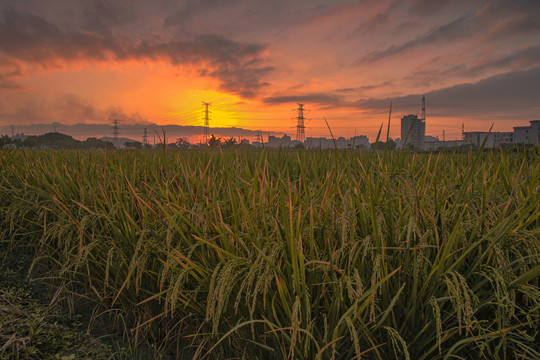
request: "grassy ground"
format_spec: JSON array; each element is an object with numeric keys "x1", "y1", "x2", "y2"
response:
[
  {"x1": 1, "y1": 147, "x2": 539, "y2": 359},
  {"x1": 0, "y1": 240, "x2": 123, "y2": 359}
]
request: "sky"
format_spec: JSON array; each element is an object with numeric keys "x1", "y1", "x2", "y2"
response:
[{"x1": 1, "y1": 0, "x2": 540, "y2": 142}]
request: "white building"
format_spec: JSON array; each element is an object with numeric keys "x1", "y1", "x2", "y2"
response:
[
  {"x1": 463, "y1": 131, "x2": 494, "y2": 148},
  {"x1": 514, "y1": 120, "x2": 540, "y2": 145},
  {"x1": 424, "y1": 138, "x2": 466, "y2": 150},
  {"x1": 305, "y1": 135, "x2": 370, "y2": 150},
  {"x1": 400, "y1": 115, "x2": 425, "y2": 150},
  {"x1": 493, "y1": 132, "x2": 513, "y2": 147}
]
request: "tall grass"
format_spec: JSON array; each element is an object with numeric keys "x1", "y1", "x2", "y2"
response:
[{"x1": 1, "y1": 148, "x2": 539, "y2": 359}]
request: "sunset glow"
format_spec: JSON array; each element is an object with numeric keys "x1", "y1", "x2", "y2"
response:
[{"x1": 1, "y1": 0, "x2": 539, "y2": 141}]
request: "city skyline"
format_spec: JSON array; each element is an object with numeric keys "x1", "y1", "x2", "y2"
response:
[{"x1": 1, "y1": 0, "x2": 540, "y2": 140}]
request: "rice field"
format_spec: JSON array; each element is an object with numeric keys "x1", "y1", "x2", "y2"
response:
[{"x1": 1, "y1": 147, "x2": 539, "y2": 359}]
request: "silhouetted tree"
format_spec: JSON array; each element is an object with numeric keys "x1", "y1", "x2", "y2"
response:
[
  {"x1": 223, "y1": 137, "x2": 237, "y2": 147},
  {"x1": 124, "y1": 141, "x2": 143, "y2": 149},
  {"x1": 207, "y1": 134, "x2": 221, "y2": 148},
  {"x1": 175, "y1": 137, "x2": 190, "y2": 149}
]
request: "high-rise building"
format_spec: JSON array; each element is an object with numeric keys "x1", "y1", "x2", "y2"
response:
[{"x1": 400, "y1": 114, "x2": 425, "y2": 150}]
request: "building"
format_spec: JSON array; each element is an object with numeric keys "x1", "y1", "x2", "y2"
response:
[
  {"x1": 463, "y1": 131, "x2": 514, "y2": 148},
  {"x1": 11, "y1": 133, "x2": 27, "y2": 141},
  {"x1": 514, "y1": 120, "x2": 540, "y2": 145},
  {"x1": 304, "y1": 135, "x2": 370, "y2": 150},
  {"x1": 463, "y1": 131, "x2": 494, "y2": 148},
  {"x1": 493, "y1": 132, "x2": 513, "y2": 147},
  {"x1": 267, "y1": 134, "x2": 291, "y2": 148},
  {"x1": 400, "y1": 114, "x2": 425, "y2": 150}
]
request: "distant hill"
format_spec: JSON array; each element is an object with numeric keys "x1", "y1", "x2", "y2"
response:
[{"x1": 4, "y1": 123, "x2": 278, "y2": 143}]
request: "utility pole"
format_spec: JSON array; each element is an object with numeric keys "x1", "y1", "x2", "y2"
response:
[
  {"x1": 443, "y1": 130, "x2": 445, "y2": 142},
  {"x1": 110, "y1": 119, "x2": 120, "y2": 148},
  {"x1": 294, "y1": 103, "x2": 306, "y2": 143},
  {"x1": 202, "y1": 101, "x2": 211, "y2": 144},
  {"x1": 421, "y1": 95, "x2": 426, "y2": 121},
  {"x1": 142, "y1": 127, "x2": 148, "y2": 147}
]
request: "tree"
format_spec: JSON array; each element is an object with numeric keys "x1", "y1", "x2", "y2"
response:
[
  {"x1": 124, "y1": 141, "x2": 143, "y2": 149},
  {"x1": 371, "y1": 139, "x2": 396, "y2": 151},
  {"x1": 81, "y1": 137, "x2": 113, "y2": 149},
  {"x1": 175, "y1": 137, "x2": 190, "y2": 149},
  {"x1": 207, "y1": 134, "x2": 221, "y2": 148},
  {"x1": 223, "y1": 137, "x2": 237, "y2": 147}
]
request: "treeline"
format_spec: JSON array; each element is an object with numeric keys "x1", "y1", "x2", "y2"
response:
[{"x1": 1, "y1": 132, "x2": 114, "y2": 149}]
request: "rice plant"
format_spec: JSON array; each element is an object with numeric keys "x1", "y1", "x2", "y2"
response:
[{"x1": 0, "y1": 147, "x2": 538, "y2": 359}]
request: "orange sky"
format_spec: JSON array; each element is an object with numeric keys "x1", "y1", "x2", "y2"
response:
[{"x1": 1, "y1": 0, "x2": 540, "y2": 142}]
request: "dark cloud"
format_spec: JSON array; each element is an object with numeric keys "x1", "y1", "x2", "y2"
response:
[
  {"x1": 0, "y1": 9, "x2": 273, "y2": 98},
  {"x1": 359, "y1": 16, "x2": 472, "y2": 63},
  {"x1": 402, "y1": 45, "x2": 540, "y2": 87},
  {"x1": 81, "y1": 0, "x2": 137, "y2": 32},
  {"x1": 461, "y1": 1, "x2": 540, "y2": 42},
  {"x1": 0, "y1": 8, "x2": 121, "y2": 62},
  {"x1": 453, "y1": 46, "x2": 540, "y2": 79},
  {"x1": 211, "y1": 65, "x2": 274, "y2": 98},
  {"x1": 263, "y1": 93, "x2": 345, "y2": 107},
  {"x1": 0, "y1": 58, "x2": 23, "y2": 90},
  {"x1": 164, "y1": 0, "x2": 234, "y2": 25},
  {"x1": 356, "y1": 67, "x2": 540, "y2": 117}
]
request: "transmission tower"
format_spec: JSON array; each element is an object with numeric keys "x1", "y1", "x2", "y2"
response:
[
  {"x1": 110, "y1": 119, "x2": 120, "y2": 147},
  {"x1": 142, "y1": 127, "x2": 148, "y2": 147},
  {"x1": 10, "y1": 125, "x2": 14, "y2": 138},
  {"x1": 202, "y1": 101, "x2": 212, "y2": 143},
  {"x1": 294, "y1": 103, "x2": 306, "y2": 142}
]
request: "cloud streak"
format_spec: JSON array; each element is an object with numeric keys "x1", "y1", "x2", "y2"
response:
[{"x1": 263, "y1": 93, "x2": 346, "y2": 107}]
